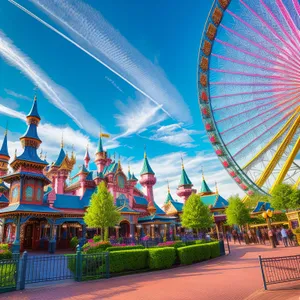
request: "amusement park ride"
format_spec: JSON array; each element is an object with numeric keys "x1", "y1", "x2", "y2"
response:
[{"x1": 198, "y1": 0, "x2": 300, "y2": 199}]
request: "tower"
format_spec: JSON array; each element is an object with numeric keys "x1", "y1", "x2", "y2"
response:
[
  {"x1": 0, "y1": 130, "x2": 10, "y2": 177},
  {"x1": 95, "y1": 135, "x2": 107, "y2": 173},
  {"x1": 139, "y1": 149, "x2": 156, "y2": 207},
  {"x1": 199, "y1": 168, "x2": 213, "y2": 196},
  {"x1": 176, "y1": 158, "x2": 196, "y2": 202},
  {"x1": 84, "y1": 145, "x2": 90, "y2": 169}
]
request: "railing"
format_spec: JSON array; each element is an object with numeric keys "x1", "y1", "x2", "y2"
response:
[
  {"x1": 0, "y1": 256, "x2": 19, "y2": 293},
  {"x1": 259, "y1": 254, "x2": 300, "y2": 290},
  {"x1": 25, "y1": 254, "x2": 76, "y2": 284}
]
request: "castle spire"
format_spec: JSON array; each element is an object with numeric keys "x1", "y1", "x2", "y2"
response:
[
  {"x1": 61, "y1": 133, "x2": 64, "y2": 148},
  {"x1": 178, "y1": 157, "x2": 192, "y2": 186},
  {"x1": 140, "y1": 147, "x2": 154, "y2": 175},
  {"x1": 96, "y1": 134, "x2": 104, "y2": 153},
  {"x1": 164, "y1": 181, "x2": 174, "y2": 204},
  {"x1": 84, "y1": 144, "x2": 90, "y2": 168},
  {"x1": 0, "y1": 129, "x2": 9, "y2": 158},
  {"x1": 215, "y1": 181, "x2": 219, "y2": 194},
  {"x1": 200, "y1": 167, "x2": 212, "y2": 195}
]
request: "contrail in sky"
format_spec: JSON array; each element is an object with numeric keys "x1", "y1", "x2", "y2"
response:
[{"x1": 8, "y1": 0, "x2": 191, "y2": 121}]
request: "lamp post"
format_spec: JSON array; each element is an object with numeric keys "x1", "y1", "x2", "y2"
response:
[{"x1": 262, "y1": 209, "x2": 275, "y2": 248}]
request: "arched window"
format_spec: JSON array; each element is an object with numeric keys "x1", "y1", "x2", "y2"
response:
[
  {"x1": 36, "y1": 188, "x2": 42, "y2": 201},
  {"x1": 12, "y1": 186, "x2": 19, "y2": 202},
  {"x1": 25, "y1": 186, "x2": 33, "y2": 201}
]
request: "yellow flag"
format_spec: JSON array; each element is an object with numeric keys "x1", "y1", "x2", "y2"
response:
[{"x1": 100, "y1": 133, "x2": 110, "y2": 138}]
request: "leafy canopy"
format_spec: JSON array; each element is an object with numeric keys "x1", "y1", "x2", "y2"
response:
[
  {"x1": 84, "y1": 181, "x2": 121, "y2": 235},
  {"x1": 181, "y1": 193, "x2": 213, "y2": 230},
  {"x1": 271, "y1": 184, "x2": 299, "y2": 211},
  {"x1": 225, "y1": 195, "x2": 250, "y2": 226}
]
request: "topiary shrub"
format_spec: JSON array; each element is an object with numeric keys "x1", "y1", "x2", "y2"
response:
[
  {"x1": 148, "y1": 248, "x2": 176, "y2": 270},
  {"x1": 83, "y1": 241, "x2": 112, "y2": 253},
  {"x1": 0, "y1": 249, "x2": 12, "y2": 260},
  {"x1": 109, "y1": 249, "x2": 148, "y2": 273},
  {"x1": 0, "y1": 244, "x2": 9, "y2": 250},
  {"x1": 93, "y1": 235, "x2": 102, "y2": 242},
  {"x1": 106, "y1": 245, "x2": 145, "y2": 252},
  {"x1": 210, "y1": 241, "x2": 221, "y2": 258},
  {"x1": 70, "y1": 237, "x2": 79, "y2": 250}
]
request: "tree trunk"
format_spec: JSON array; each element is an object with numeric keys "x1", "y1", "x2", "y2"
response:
[
  {"x1": 104, "y1": 228, "x2": 109, "y2": 241},
  {"x1": 101, "y1": 227, "x2": 104, "y2": 241}
]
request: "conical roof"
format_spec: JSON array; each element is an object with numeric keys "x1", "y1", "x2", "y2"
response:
[
  {"x1": 140, "y1": 152, "x2": 155, "y2": 175},
  {"x1": 27, "y1": 96, "x2": 40, "y2": 120},
  {"x1": 179, "y1": 168, "x2": 192, "y2": 186},
  {"x1": 0, "y1": 132, "x2": 9, "y2": 158},
  {"x1": 131, "y1": 173, "x2": 138, "y2": 181},
  {"x1": 164, "y1": 191, "x2": 174, "y2": 204},
  {"x1": 200, "y1": 178, "x2": 212, "y2": 194},
  {"x1": 96, "y1": 136, "x2": 104, "y2": 153},
  {"x1": 84, "y1": 147, "x2": 90, "y2": 161}
]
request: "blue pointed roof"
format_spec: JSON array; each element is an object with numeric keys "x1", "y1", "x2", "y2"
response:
[
  {"x1": 164, "y1": 191, "x2": 174, "y2": 204},
  {"x1": 253, "y1": 201, "x2": 274, "y2": 213},
  {"x1": 96, "y1": 136, "x2": 104, "y2": 153},
  {"x1": 134, "y1": 196, "x2": 148, "y2": 205},
  {"x1": 78, "y1": 164, "x2": 89, "y2": 174},
  {"x1": 140, "y1": 153, "x2": 155, "y2": 175},
  {"x1": 130, "y1": 173, "x2": 138, "y2": 181},
  {"x1": 27, "y1": 96, "x2": 40, "y2": 120},
  {"x1": 0, "y1": 132, "x2": 9, "y2": 158},
  {"x1": 128, "y1": 170, "x2": 131, "y2": 180},
  {"x1": 200, "y1": 178, "x2": 212, "y2": 194},
  {"x1": 171, "y1": 200, "x2": 184, "y2": 212},
  {"x1": 16, "y1": 147, "x2": 48, "y2": 165},
  {"x1": 21, "y1": 123, "x2": 41, "y2": 142},
  {"x1": 0, "y1": 180, "x2": 9, "y2": 191},
  {"x1": 0, "y1": 194, "x2": 9, "y2": 203},
  {"x1": 154, "y1": 202, "x2": 165, "y2": 215},
  {"x1": 54, "y1": 148, "x2": 66, "y2": 167},
  {"x1": 214, "y1": 195, "x2": 229, "y2": 209},
  {"x1": 86, "y1": 171, "x2": 94, "y2": 181},
  {"x1": 179, "y1": 168, "x2": 192, "y2": 186}
]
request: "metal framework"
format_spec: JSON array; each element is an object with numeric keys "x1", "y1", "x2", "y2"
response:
[{"x1": 198, "y1": 0, "x2": 300, "y2": 197}]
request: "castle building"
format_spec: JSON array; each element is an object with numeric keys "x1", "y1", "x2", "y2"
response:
[{"x1": 0, "y1": 97, "x2": 174, "y2": 253}]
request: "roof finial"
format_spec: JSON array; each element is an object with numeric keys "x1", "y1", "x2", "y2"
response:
[
  {"x1": 128, "y1": 165, "x2": 130, "y2": 172},
  {"x1": 14, "y1": 148, "x2": 17, "y2": 158},
  {"x1": 40, "y1": 149, "x2": 43, "y2": 158},
  {"x1": 144, "y1": 145, "x2": 147, "y2": 158},
  {"x1": 215, "y1": 181, "x2": 219, "y2": 194},
  {"x1": 5, "y1": 121, "x2": 8, "y2": 135},
  {"x1": 181, "y1": 154, "x2": 184, "y2": 169},
  {"x1": 167, "y1": 180, "x2": 170, "y2": 193},
  {"x1": 113, "y1": 152, "x2": 116, "y2": 161},
  {"x1": 33, "y1": 85, "x2": 38, "y2": 101},
  {"x1": 44, "y1": 152, "x2": 47, "y2": 160},
  {"x1": 201, "y1": 165, "x2": 205, "y2": 179},
  {"x1": 61, "y1": 133, "x2": 64, "y2": 148}
]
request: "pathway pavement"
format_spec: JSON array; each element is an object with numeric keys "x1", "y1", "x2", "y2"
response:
[{"x1": 2, "y1": 244, "x2": 300, "y2": 300}]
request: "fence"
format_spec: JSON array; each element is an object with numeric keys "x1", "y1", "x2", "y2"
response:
[
  {"x1": 259, "y1": 254, "x2": 300, "y2": 290},
  {"x1": 0, "y1": 247, "x2": 109, "y2": 293}
]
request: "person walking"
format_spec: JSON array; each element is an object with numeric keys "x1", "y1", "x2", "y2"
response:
[
  {"x1": 281, "y1": 227, "x2": 288, "y2": 247},
  {"x1": 256, "y1": 228, "x2": 263, "y2": 244},
  {"x1": 268, "y1": 228, "x2": 276, "y2": 248},
  {"x1": 287, "y1": 229, "x2": 295, "y2": 246}
]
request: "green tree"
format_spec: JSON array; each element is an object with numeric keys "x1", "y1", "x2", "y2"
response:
[
  {"x1": 271, "y1": 184, "x2": 296, "y2": 211},
  {"x1": 225, "y1": 195, "x2": 250, "y2": 227},
  {"x1": 181, "y1": 193, "x2": 213, "y2": 234},
  {"x1": 245, "y1": 193, "x2": 271, "y2": 209},
  {"x1": 84, "y1": 181, "x2": 121, "y2": 241}
]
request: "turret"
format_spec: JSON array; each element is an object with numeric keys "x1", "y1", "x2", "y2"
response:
[
  {"x1": 199, "y1": 169, "x2": 213, "y2": 196},
  {"x1": 165, "y1": 183, "x2": 175, "y2": 204},
  {"x1": 176, "y1": 158, "x2": 196, "y2": 202},
  {"x1": 84, "y1": 145, "x2": 90, "y2": 169},
  {"x1": 95, "y1": 135, "x2": 107, "y2": 173},
  {"x1": 0, "y1": 130, "x2": 10, "y2": 177},
  {"x1": 139, "y1": 149, "x2": 156, "y2": 206}
]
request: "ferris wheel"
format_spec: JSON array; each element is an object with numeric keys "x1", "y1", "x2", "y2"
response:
[{"x1": 198, "y1": 0, "x2": 300, "y2": 197}]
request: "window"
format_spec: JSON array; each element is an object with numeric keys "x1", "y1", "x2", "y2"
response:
[
  {"x1": 25, "y1": 186, "x2": 33, "y2": 201},
  {"x1": 117, "y1": 175, "x2": 125, "y2": 188},
  {"x1": 36, "y1": 188, "x2": 42, "y2": 201},
  {"x1": 12, "y1": 186, "x2": 19, "y2": 202}
]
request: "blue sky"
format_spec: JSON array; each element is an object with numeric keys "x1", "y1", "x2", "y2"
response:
[{"x1": 0, "y1": 0, "x2": 244, "y2": 205}]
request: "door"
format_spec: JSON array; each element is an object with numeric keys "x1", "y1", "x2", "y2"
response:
[{"x1": 24, "y1": 224, "x2": 33, "y2": 249}]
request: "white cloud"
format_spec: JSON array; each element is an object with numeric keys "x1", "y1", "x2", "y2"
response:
[
  {"x1": 0, "y1": 30, "x2": 101, "y2": 136},
  {"x1": 105, "y1": 76, "x2": 123, "y2": 93},
  {"x1": 127, "y1": 151, "x2": 245, "y2": 206},
  {"x1": 114, "y1": 97, "x2": 166, "y2": 139},
  {"x1": 28, "y1": 0, "x2": 192, "y2": 123},
  {"x1": 149, "y1": 123, "x2": 202, "y2": 148},
  {"x1": 4, "y1": 89, "x2": 32, "y2": 101}
]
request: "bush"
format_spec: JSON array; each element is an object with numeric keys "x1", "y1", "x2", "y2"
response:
[
  {"x1": 93, "y1": 235, "x2": 102, "y2": 242},
  {"x1": 110, "y1": 249, "x2": 148, "y2": 273},
  {"x1": 148, "y1": 248, "x2": 176, "y2": 270},
  {"x1": 178, "y1": 242, "x2": 221, "y2": 265},
  {"x1": 0, "y1": 263, "x2": 16, "y2": 288},
  {"x1": 0, "y1": 244, "x2": 9, "y2": 250},
  {"x1": 157, "y1": 241, "x2": 185, "y2": 249},
  {"x1": 83, "y1": 241, "x2": 111, "y2": 253},
  {"x1": 0, "y1": 249, "x2": 12, "y2": 260},
  {"x1": 107, "y1": 245, "x2": 145, "y2": 252},
  {"x1": 70, "y1": 237, "x2": 79, "y2": 249}
]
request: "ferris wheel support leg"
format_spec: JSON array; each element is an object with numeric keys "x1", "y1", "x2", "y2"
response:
[
  {"x1": 243, "y1": 108, "x2": 299, "y2": 170},
  {"x1": 269, "y1": 137, "x2": 300, "y2": 194},
  {"x1": 255, "y1": 115, "x2": 300, "y2": 188},
  {"x1": 294, "y1": 177, "x2": 300, "y2": 190}
]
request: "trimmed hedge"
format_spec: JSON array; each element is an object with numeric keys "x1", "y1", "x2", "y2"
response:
[
  {"x1": 107, "y1": 245, "x2": 145, "y2": 252},
  {"x1": 148, "y1": 248, "x2": 176, "y2": 270},
  {"x1": 177, "y1": 242, "x2": 220, "y2": 265},
  {"x1": 109, "y1": 249, "x2": 148, "y2": 273},
  {"x1": 0, "y1": 250, "x2": 12, "y2": 261}
]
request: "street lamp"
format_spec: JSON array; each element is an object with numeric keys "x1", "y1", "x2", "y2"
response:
[{"x1": 262, "y1": 209, "x2": 276, "y2": 248}]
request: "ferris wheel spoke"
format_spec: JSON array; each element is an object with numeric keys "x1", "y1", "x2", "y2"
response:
[
  {"x1": 218, "y1": 92, "x2": 300, "y2": 127},
  {"x1": 211, "y1": 54, "x2": 300, "y2": 80},
  {"x1": 210, "y1": 68, "x2": 300, "y2": 82},
  {"x1": 294, "y1": 176, "x2": 300, "y2": 189},
  {"x1": 226, "y1": 99, "x2": 298, "y2": 147},
  {"x1": 211, "y1": 87, "x2": 297, "y2": 99},
  {"x1": 215, "y1": 38, "x2": 300, "y2": 76},
  {"x1": 242, "y1": 109, "x2": 300, "y2": 170},
  {"x1": 211, "y1": 81, "x2": 299, "y2": 87},
  {"x1": 254, "y1": 114, "x2": 300, "y2": 188},
  {"x1": 261, "y1": 0, "x2": 300, "y2": 54},
  {"x1": 276, "y1": 0, "x2": 300, "y2": 44},
  {"x1": 241, "y1": 0, "x2": 300, "y2": 62},
  {"x1": 293, "y1": 0, "x2": 300, "y2": 16},
  {"x1": 214, "y1": 90, "x2": 296, "y2": 112},
  {"x1": 269, "y1": 136, "x2": 300, "y2": 193},
  {"x1": 226, "y1": 9, "x2": 300, "y2": 70}
]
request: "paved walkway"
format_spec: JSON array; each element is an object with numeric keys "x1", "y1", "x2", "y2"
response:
[{"x1": 2, "y1": 244, "x2": 300, "y2": 300}]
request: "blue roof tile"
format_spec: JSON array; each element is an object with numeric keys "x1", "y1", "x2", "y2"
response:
[
  {"x1": 0, "y1": 203, "x2": 61, "y2": 214},
  {"x1": 54, "y1": 148, "x2": 66, "y2": 167},
  {"x1": 0, "y1": 194, "x2": 9, "y2": 203},
  {"x1": 82, "y1": 188, "x2": 96, "y2": 207},
  {"x1": 27, "y1": 97, "x2": 40, "y2": 119},
  {"x1": 0, "y1": 132, "x2": 9, "y2": 158},
  {"x1": 138, "y1": 214, "x2": 175, "y2": 223},
  {"x1": 53, "y1": 194, "x2": 83, "y2": 209},
  {"x1": 21, "y1": 123, "x2": 41, "y2": 142},
  {"x1": 214, "y1": 195, "x2": 229, "y2": 209},
  {"x1": 253, "y1": 201, "x2": 274, "y2": 213},
  {"x1": 16, "y1": 146, "x2": 47, "y2": 165},
  {"x1": 134, "y1": 196, "x2": 148, "y2": 205},
  {"x1": 170, "y1": 200, "x2": 184, "y2": 211},
  {"x1": 154, "y1": 202, "x2": 165, "y2": 215}
]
